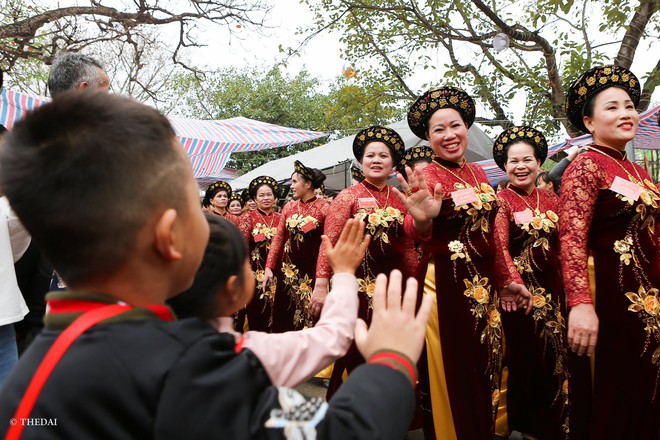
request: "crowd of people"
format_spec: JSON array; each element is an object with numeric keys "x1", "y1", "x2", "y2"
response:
[{"x1": 0, "y1": 51, "x2": 659, "y2": 440}]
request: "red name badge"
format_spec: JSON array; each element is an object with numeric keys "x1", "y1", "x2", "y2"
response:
[
  {"x1": 253, "y1": 233, "x2": 266, "y2": 242},
  {"x1": 451, "y1": 188, "x2": 479, "y2": 206},
  {"x1": 301, "y1": 221, "x2": 316, "y2": 233},
  {"x1": 358, "y1": 197, "x2": 379, "y2": 209},
  {"x1": 610, "y1": 176, "x2": 642, "y2": 201},
  {"x1": 513, "y1": 209, "x2": 534, "y2": 224}
]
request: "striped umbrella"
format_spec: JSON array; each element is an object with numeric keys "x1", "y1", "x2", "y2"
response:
[{"x1": 0, "y1": 89, "x2": 326, "y2": 179}]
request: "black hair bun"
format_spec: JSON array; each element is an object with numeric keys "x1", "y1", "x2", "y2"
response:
[{"x1": 311, "y1": 169, "x2": 326, "y2": 188}]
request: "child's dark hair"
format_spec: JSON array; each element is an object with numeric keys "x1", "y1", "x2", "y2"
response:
[
  {"x1": 0, "y1": 90, "x2": 188, "y2": 286},
  {"x1": 168, "y1": 214, "x2": 247, "y2": 320},
  {"x1": 537, "y1": 171, "x2": 560, "y2": 194}
]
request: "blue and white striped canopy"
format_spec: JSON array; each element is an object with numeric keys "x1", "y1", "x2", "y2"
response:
[{"x1": 0, "y1": 89, "x2": 326, "y2": 180}]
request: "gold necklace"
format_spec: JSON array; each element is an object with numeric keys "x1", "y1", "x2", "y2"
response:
[
  {"x1": 256, "y1": 209, "x2": 275, "y2": 228},
  {"x1": 434, "y1": 160, "x2": 482, "y2": 190},
  {"x1": 297, "y1": 196, "x2": 317, "y2": 217},
  {"x1": 505, "y1": 186, "x2": 540, "y2": 213},
  {"x1": 360, "y1": 181, "x2": 390, "y2": 209},
  {"x1": 587, "y1": 146, "x2": 645, "y2": 184}
]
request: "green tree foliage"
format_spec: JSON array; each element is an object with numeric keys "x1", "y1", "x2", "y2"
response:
[
  {"x1": 298, "y1": 0, "x2": 659, "y2": 138},
  {"x1": 168, "y1": 66, "x2": 405, "y2": 173}
]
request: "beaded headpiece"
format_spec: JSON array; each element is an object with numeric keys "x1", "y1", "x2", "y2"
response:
[
  {"x1": 248, "y1": 175, "x2": 280, "y2": 199},
  {"x1": 408, "y1": 86, "x2": 476, "y2": 139},
  {"x1": 206, "y1": 180, "x2": 232, "y2": 198},
  {"x1": 493, "y1": 126, "x2": 548, "y2": 171},
  {"x1": 565, "y1": 65, "x2": 640, "y2": 132},
  {"x1": 352, "y1": 126, "x2": 405, "y2": 164}
]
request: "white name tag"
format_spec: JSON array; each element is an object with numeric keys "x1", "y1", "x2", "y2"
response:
[
  {"x1": 513, "y1": 209, "x2": 534, "y2": 224},
  {"x1": 358, "y1": 197, "x2": 378, "y2": 209},
  {"x1": 611, "y1": 176, "x2": 642, "y2": 201},
  {"x1": 451, "y1": 188, "x2": 478, "y2": 206}
]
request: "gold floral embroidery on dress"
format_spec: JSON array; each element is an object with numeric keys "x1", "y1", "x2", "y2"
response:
[
  {"x1": 285, "y1": 214, "x2": 319, "y2": 243},
  {"x1": 613, "y1": 235, "x2": 635, "y2": 265},
  {"x1": 453, "y1": 182, "x2": 497, "y2": 234},
  {"x1": 615, "y1": 177, "x2": 660, "y2": 208},
  {"x1": 252, "y1": 222, "x2": 278, "y2": 240},
  {"x1": 529, "y1": 284, "x2": 571, "y2": 436},
  {"x1": 448, "y1": 240, "x2": 471, "y2": 261},
  {"x1": 281, "y1": 262, "x2": 314, "y2": 328},
  {"x1": 519, "y1": 209, "x2": 558, "y2": 250},
  {"x1": 625, "y1": 284, "x2": 660, "y2": 398},
  {"x1": 353, "y1": 206, "x2": 404, "y2": 245},
  {"x1": 462, "y1": 274, "x2": 503, "y2": 416},
  {"x1": 356, "y1": 275, "x2": 377, "y2": 308}
]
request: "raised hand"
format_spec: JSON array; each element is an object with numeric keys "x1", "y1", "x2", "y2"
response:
[
  {"x1": 309, "y1": 219, "x2": 370, "y2": 317},
  {"x1": 392, "y1": 165, "x2": 443, "y2": 234},
  {"x1": 354, "y1": 270, "x2": 433, "y2": 364}
]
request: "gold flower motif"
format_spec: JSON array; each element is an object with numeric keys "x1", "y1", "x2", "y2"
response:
[
  {"x1": 282, "y1": 263, "x2": 299, "y2": 280},
  {"x1": 626, "y1": 285, "x2": 660, "y2": 317},
  {"x1": 532, "y1": 293, "x2": 546, "y2": 308},
  {"x1": 255, "y1": 270, "x2": 265, "y2": 283},
  {"x1": 474, "y1": 286, "x2": 490, "y2": 304},
  {"x1": 531, "y1": 215, "x2": 544, "y2": 230},
  {"x1": 614, "y1": 235, "x2": 634, "y2": 265},
  {"x1": 488, "y1": 309, "x2": 501, "y2": 327},
  {"x1": 546, "y1": 210, "x2": 559, "y2": 223},
  {"x1": 368, "y1": 212, "x2": 381, "y2": 226},
  {"x1": 643, "y1": 295, "x2": 660, "y2": 316}
]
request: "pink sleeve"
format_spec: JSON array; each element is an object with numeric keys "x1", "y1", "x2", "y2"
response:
[{"x1": 240, "y1": 273, "x2": 359, "y2": 387}]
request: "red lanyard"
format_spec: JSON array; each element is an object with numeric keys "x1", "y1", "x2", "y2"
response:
[{"x1": 6, "y1": 303, "x2": 173, "y2": 440}]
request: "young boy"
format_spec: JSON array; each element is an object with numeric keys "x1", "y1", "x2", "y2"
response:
[{"x1": 0, "y1": 90, "x2": 432, "y2": 439}]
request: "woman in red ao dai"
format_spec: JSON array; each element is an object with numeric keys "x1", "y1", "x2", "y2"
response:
[
  {"x1": 263, "y1": 161, "x2": 328, "y2": 333},
  {"x1": 560, "y1": 65, "x2": 660, "y2": 439},
  {"x1": 316, "y1": 126, "x2": 418, "y2": 399},
  {"x1": 237, "y1": 176, "x2": 281, "y2": 332},
  {"x1": 395, "y1": 87, "x2": 532, "y2": 440},
  {"x1": 493, "y1": 127, "x2": 588, "y2": 439}
]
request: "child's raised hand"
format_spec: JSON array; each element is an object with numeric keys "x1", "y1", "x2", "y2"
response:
[
  {"x1": 320, "y1": 218, "x2": 370, "y2": 275},
  {"x1": 354, "y1": 270, "x2": 433, "y2": 364}
]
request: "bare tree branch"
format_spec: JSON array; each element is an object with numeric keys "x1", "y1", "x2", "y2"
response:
[
  {"x1": 614, "y1": 0, "x2": 658, "y2": 68},
  {"x1": 639, "y1": 57, "x2": 660, "y2": 111}
]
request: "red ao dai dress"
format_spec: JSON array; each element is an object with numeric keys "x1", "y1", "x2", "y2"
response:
[
  {"x1": 495, "y1": 186, "x2": 587, "y2": 439},
  {"x1": 316, "y1": 180, "x2": 418, "y2": 399},
  {"x1": 238, "y1": 209, "x2": 282, "y2": 332},
  {"x1": 266, "y1": 197, "x2": 328, "y2": 333},
  {"x1": 404, "y1": 158, "x2": 506, "y2": 440},
  {"x1": 559, "y1": 145, "x2": 660, "y2": 439}
]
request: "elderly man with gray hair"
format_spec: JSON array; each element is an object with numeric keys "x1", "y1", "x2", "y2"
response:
[{"x1": 47, "y1": 52, "x2": 110, "y2": 96}]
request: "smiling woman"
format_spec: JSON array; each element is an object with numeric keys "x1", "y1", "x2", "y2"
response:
[
  {"x1": 396, "y1": 87, "x2": 533, "y2": 440},
  {"x1": 492, "y1": 126, "x2": 589, "y2": 439},
  {"x1": 315, "y1": 126, "x2": 418, "y2": 401},
  {"x1": 560, "y1": 65, "x2": 660, "y2": 439}
]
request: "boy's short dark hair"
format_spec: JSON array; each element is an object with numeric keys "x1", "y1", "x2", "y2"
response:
[{"x1": 0, "y1": 90, "x2": 189, "y2": 286}]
